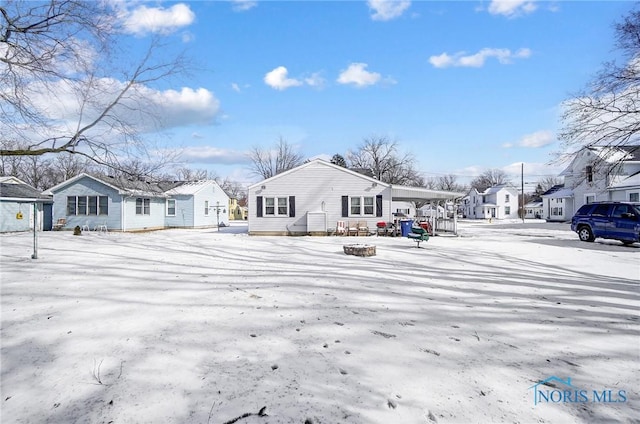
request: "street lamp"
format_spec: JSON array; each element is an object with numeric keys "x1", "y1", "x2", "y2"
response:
[{"x1": 211, "y1": 201, "x2": 226, "y2": 231}]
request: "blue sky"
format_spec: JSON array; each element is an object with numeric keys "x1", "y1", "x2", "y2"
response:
[{"x1": 113, "y1": 1, "x2": 634, "y2": 187}]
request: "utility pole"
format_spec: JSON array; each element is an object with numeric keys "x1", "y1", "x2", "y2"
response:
[
  {"x1": 31, "y1": 202, "x2": 38, "y2": 259},
  {"x1": 521, "y1": 162, "x2": 525, "y2": 223}
]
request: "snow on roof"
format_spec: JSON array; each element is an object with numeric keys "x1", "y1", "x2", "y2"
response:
[
  {"x1": 164, "y1": 180, "x2": 218, "y2": 195},
  {"x1": 543, "y1": 187, "x2": 574, "y2": 199},
  {"x1": 607, "y1": 171, "x2": 640, "y2": 190}
]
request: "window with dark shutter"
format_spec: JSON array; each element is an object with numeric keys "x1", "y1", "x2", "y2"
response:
[
  {"x1": 341, "y1": 196, "x2": 348, "y2": 217},
  {"x1": 376, "y1": 195, "x2": 383, "y2": 217},
  {"x1": 289, "y1": 196, "x2": 295, "y2": 217},
  {"x1": 256, "y1": 196, "x2": 263, "y2": 217}
]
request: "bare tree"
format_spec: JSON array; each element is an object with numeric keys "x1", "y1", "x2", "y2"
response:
[
  {"x1": 435, "y1": 174, "x2": 467, "y2": 192},
  {"x1": 470, "y1": 169, "x2": 510, "y2": 192},
  {"x1": 346, "y1": 135, "x2": 421, "y2": 185},
  {"x1": 219, "y1": 177, "x2": 246, "y2": 199},
  {"x1": 537, "y1": 176, "x2": 563, "y2": 193},
  {"x1": 248, "y1": 137, "x2": 305, "y2": 179},
  {"x1": 559, "y1": 5, "x2": 640, "y2": 165},
  {"x1": 0, "y1": 1, "x2": 187, "y2": 172}
]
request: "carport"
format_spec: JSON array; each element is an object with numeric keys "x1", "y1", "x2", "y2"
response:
[{"x1": 391, "y1": 185, "x2": 465, "y2": 235}]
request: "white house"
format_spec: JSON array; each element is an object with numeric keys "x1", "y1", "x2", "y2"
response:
[
  {"x1": 45, "y1": 174, "x2": 229, "y2": 232},
  {"x1": 247, "y1": 159, "x2": 464, "y2": 236},
  {"x1": 523, "y1": 200, "x2": 543, "y2": 219},
  {"x1": 543, "y1": 146, "x2": 640, "y2": 221},
  {"x1": 461, "y1": 185, "x2": 520, "y2": 220}
]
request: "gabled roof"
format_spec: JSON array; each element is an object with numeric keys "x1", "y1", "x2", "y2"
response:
[
  {"x1": 560, "y1": 145, "x2": 640, "y2": 176},
  {"x1": 164, "y1": 180, "x2": 225, "y2": 196},
  {"x1": 248, "y1": 159, "x2": 391, "y2": 189},
  {"x1": 540, "y1": 184, "x2": 564, "y2": 196},
  {"x1": 0, "y1": 177, "x2": 52, "y2": 202},
  {"x1": 45, "y1": 173, "x2": 184, "y2": 198},
  {"x1": 524, "y1": 201, "x2": 543, "y2": 208},
  {"x1": 542, "y1": 186, "x2": 574, "y2": 199},
  {"x1": 248, "y1": 159, "x2": 464, "y2": 201}
]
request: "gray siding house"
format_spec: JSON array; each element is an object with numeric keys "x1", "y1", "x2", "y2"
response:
[
  {"x1": 0, "y1": 176, "x2": 53, "y2": 232},
  {"x1": 45, "y1": 174, "x2": 229, "y2": 232},
  {"x1": 247, "y1": 159, "x2": 464, "y2": 236}
]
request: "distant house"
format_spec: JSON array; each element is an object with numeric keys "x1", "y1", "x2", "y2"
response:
[
  {"x1": 247, "y1": 159, "x2": 464, "y2": 236},
  {"x1": 44, "y1": 174, "x2": 229, "y2": 232},
  {"x1": 523, "y1": 200, "x2": 543, "y2": 219},
  {"x1": 461, "y1": 185, "x2": 520, "y2": 220},
  {"x1": 543, "y1": 145, "x2": 640, "y2": 221},
  {"x1": 541, "y1": 184, "x2": 573, "y2": 222},
  {"x1": 0, "y1": 177, "x2": 53, "y2": 232},
  {"x1": 228, "y1": 196, "x2": 244, "y2": 220}
]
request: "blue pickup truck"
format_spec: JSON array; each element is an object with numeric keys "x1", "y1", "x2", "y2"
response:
[{"x1": 570, "y1": 202, "x2": 640, "y2": 245}]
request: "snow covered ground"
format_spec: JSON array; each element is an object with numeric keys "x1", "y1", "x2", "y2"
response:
[{"x1": 1, "y1": 221, "x2": 638, "y2": 423}]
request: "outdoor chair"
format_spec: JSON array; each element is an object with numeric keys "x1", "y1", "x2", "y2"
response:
[
  {"x1": 347, "y1": 221, "x2": 359, "y2": 236},
  {"x1": 52, "y1": 218, "x2": 66, "y2": 231},
  {"x1": 357, "y1": 221, "x2": 369, "y2": 236},
  {"x1": 336, "y1": 220, "x2": 347, "y2": 236}
]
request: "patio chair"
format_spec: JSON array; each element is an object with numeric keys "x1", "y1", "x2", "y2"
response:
[
  {"x1": 52, "y1": 218, "x2": 66, "y2": 231},
  {"x1": 347, "y1": 221, "x2": 359, "y2": 236},
  {"x1": 357, "y1": 221, "x2": 369, "y2": 236},
  {"x1": 336, "y1": 220, "x2": 347, "y2": 236},
  {"x1": 81, "y1": 221, "x2": 90, "y2": 232}
]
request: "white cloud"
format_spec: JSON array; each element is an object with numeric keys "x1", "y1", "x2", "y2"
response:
[
  {"x1": 179, "y1": 146, "x2": 251, "y2": 165},
  {"x1": 367, "y1": 0, "x2": 411, "y2": 21},
  {"x1": 518, "y1": 130, "x2": 555, "y2": 148},
  {"x1": 429, "y1": 47, "x2": 531, "y2": 68},
  {"x1": 231, "y1": 0, "x2": 258, "y2": 12},
  {"x1": 231, "y1": 83, "x2": 241, "y2": 93},
  {"x1": 123, "y1": 3, "x2": 195, "y2": 35},
  {"x1": 25, "y1": 78, "x2": 220, "y2": 133},
  {"x1": 304, "y1": 72, "x2": 326, "y2": 89},
  {"x1": 488, "y1": 0, "x2": 537, "y2": 17},
  {"x1": 264, "y1": 66, "x2": 304, "y2": 90},
  {"x1": 337, "y1": 63, "x2": 382, "y2": 87}
]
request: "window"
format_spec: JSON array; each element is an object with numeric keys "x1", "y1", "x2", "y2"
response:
[
  {"x1": 505, "y1": 206, "x2": 511, "y2": 215},
  {"x1": 205, "y1": 200, "x2": 209, "y2": 216},
  {"x1": 167, "y1": 199, "x2": 176, "y2": 216},
  {"x1": 88, "y1": 196, "x2": 97, "y2": 215},
  {"x1": 278, "y1": 197, "x2": 288, "y2": 215},
  {"x1": 66, "y1": 196, "x2": 108, "y2": 216},
  {"x1": 585, "y1": 195, "x2": 595, "y2": 204},
  {"x1": 350, "y1": 197, "x2": 361, "y2": 215},
  {"x1": 364, "y1": 197, "x2": 374, "y2": 215},
  {"x1": 612, "y1": 205, "x2": 631, "y2": 218},
  {"x1": 77, "y1": 196, "x2": 87, "y2": 215},
  {"x1": 98, "y1": 197, "x2": 108, "y2": 215},
  {"x1": 505, "y1": 194, "x2": 510, "y2": 202},
  {"x1": 585, "y1": 165, "x2": 593, "y2": 183},
  {"x1": 264, "y1": 197, "x2": 290, "y2": 216},
  {"x1": 67, "y1": 197, "x2": 76, "y2": 215},
  {"x1": 348, "y1": 196, "x2": 374, "y2": 216},
  {"x1": 136, "y1": 198, "x2": 150, "y2": 215},
  {"x1": 592, "y1": 204, "x2": 610, "y2": 216},
  {"x1": 630, "y1": 192, "x2": 639, "y2": 202}
]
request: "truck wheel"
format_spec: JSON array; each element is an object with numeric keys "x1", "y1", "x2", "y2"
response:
[{"x1": 578, "y1": 226, "x2": 595, "y2": 242}]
